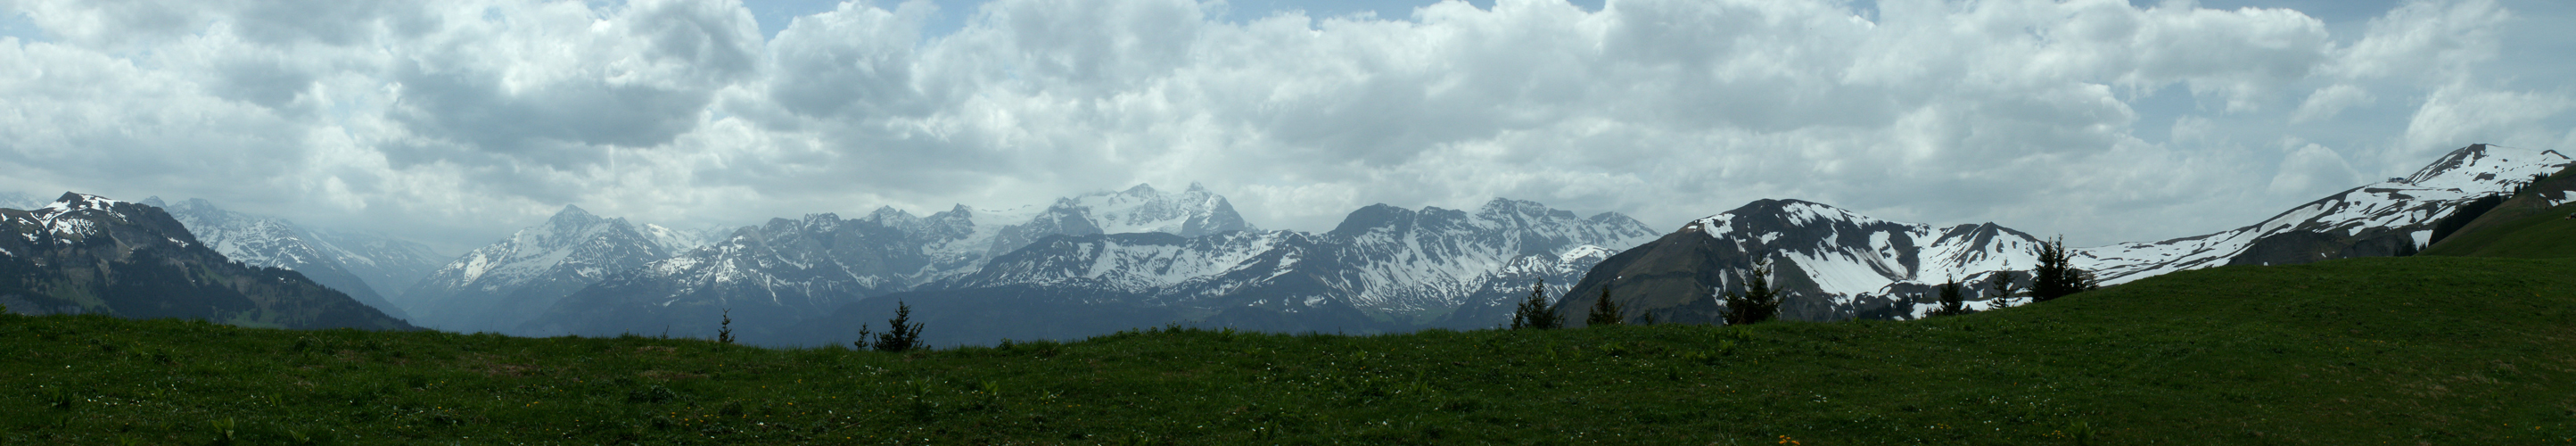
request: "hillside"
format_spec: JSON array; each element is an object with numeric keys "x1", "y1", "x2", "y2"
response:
[
  {"x1": 1564, "y1": 144, "x2": 2569, "y2": 325},
  {"x1": 5, "y1": 255, "x2": 2570, "y2": 443},
  {"x1": 2420, "y1": 163, "x2": 2576, "y2": 259}
]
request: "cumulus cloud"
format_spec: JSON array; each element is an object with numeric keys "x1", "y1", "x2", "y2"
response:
[{"x1": 0, "y1": 0, "x2": 2568, "y2": 252}]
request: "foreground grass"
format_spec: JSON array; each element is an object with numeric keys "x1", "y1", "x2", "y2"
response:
[{"x1": 4, "y1": 256, "x2": 2573, "y2": 445}]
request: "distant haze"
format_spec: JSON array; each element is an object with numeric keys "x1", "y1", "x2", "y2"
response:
[{"x1": 0, "y1": 0, "x2": 2567, "y2": 252}]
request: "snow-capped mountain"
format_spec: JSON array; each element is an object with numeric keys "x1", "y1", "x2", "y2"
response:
[
  {"x1": 0, "y1": 193, "x2": 412, "y2": 330},
  {"x1": 1568, "y1": 199, "x2": 2043, "y2": 325},
  {"x1": 398, "y1": 205, "x2": 695, "y2": 334},
  {"x1": 2078, "y1": 144, "x2": 2569, "y2": 282},
  {"x1": 144, "y1": 197, "x2": 444, "y2": 320},
  {"x1": 781, "y1": 198, "x2": 1660, "y2": 346},
  {"x1": 1569, "y1": 144, "x2": 2572, "y2": 324},
  {"x1": 519, "y1": 183, "x2": 1259, "y2": 340}
]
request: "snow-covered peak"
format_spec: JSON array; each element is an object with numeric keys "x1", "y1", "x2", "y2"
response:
[
  {"x1": 2078, "y1": 144, "x2": 2570, "y2": 285},
  {"x1": 860, "y1": 206, "x2": 921, "y2": 231},
  {"x1": 2400, "y1": 144, "x2": 2569, "y2": 191},
  {"x1": 545, "y1": 204, "x2": 604, "y2": 227},
  {"x1": 1672, "y1": 198, "x2": 2044, "y2": 301},
  {"x1": 1559, "y1": 244, "x2": 1616, "y2": 263},
  {"x1": 1056, "y1": 183, "x2": 1253, "y2": 236},
  {"x1": 40, "y1": 192, "x2": 128, "y2": 215},
  {"x1": 640, "y1": 223, "x2": 720, "y2": 252},
  {"x1": 1689, "y1": 199, "x2": 1901, "y2": 235}
]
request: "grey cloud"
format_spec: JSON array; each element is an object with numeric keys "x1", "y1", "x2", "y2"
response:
[
  {"x1": 628, "y1": 0, "x2": 764, "y2": 84},
  {"x1": 2, "y1": 0, "x2": 2571, "y2": 253},
  {"x1": 765, "y1": 1, "x2": 934, "y2": 118},
  {"x1": 389, "y1": 61, "x2": 712, "y2": 161},
  {"x1": 206, "y1": 52, "x2": 313, "y2": 109}
]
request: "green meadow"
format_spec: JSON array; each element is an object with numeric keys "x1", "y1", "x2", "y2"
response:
[{"x1": 4, "y1": 255, "x2": 2572, "y2": 444}]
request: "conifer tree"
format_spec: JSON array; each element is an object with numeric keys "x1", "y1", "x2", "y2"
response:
[
  {"x1": 2030, "y1": 235, "x2": 2094, "y2": 302},
  {"x1": 852, "y1": 323, "x2": 874, "y2": 351},
  {"x1": 1510, "y1": 278, "x2": 1561, "y2": 329},
  {"x1": 1988, "y1": 272, "x2": 2020, "y2": 309},
  {"x1": 1722, "y1": 260, "x2": 1782, "y2": 326},
  {"x1": 716, "y1": 309, "x2": 736, "y2": 344},
  {"x1": 1931, "y1": 277, "x2": 1970, "y2": 317},
  {"x1": 1586, "y1": 285, "x2": 1624, "y2": 326},
  {"x1": 874, "y1": 301, "x2": 925, "y2": 352}
]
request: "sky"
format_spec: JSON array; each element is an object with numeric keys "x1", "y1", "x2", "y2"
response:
[{"x1": 0, "y1": 0, "x2": 2569, "y2": 254}]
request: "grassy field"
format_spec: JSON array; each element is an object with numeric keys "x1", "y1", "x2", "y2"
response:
[
  {"x1": 2420, "y1": 199, "x2": 2576, "y2": 260},
  {"x1": 4, "y1": 255, "x2": 2572, "y2": 444}
]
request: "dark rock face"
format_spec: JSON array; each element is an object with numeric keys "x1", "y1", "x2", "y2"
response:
[{"x1": 0, "y1": 193, "x2": 413, "y2": 331}]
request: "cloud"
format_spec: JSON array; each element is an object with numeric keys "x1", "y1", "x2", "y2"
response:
[
  {"x1": 0, "y1": 0, "x2": 2567, "y2": 252},
  {"x1": 2291, "y1": 84, "x2": 2374, "y2": 123}
]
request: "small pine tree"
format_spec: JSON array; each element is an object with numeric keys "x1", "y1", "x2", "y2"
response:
[
  {"x1": 1988, "y1": 272, "x2": 2020, "y2": 309},
  {"x1": 874, "y1": 301, "x2": 925, "y2": 352},
  {"x1": 1931, "y1": 277, "x2": 1970, "y2": 317},
  {"x1": 1586, "y1": 285, "x2": 1624, "y2": 326},
  {"x1": 2030, "y1": 235, "x2": 2093, "y2": 302},
  {"x1": 852, "y1": 323, "x2": 874, "y2": 351},
  {"x1": 1639, "y1": 310, "x2": 1658, "y2": 326},
  {"x1": 1722, "y1": 259, "x2": 1782, "y2": 326},
  {"x1": 716, "y1": 309, "x2": 736, "y2": 344},
  {"x1": 1510, "y1": 278, "x2": 1561, "y2": 330}
]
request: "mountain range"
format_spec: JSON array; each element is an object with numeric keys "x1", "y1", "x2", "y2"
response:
[
  {"x1": 144, "y1": 197, "x2": 446, "y2": 321},
  {"x1": 394, "y1": 205, "x2": 714, "y2": 334},
  {"x1": 0, "y1": 193, "x2": 412, "y2": 330},
  {"x1": 771, "y1": 197, "x2": 1658, "y2": 346},
  {"x1": 5, "y1": 144, "x2": 2553, "y2": 346},
  {"x1": 522, "y1": 183, "x2": 1279, "y2": 341},
  {"x1": 1562, "y1": 144, "x2": 2571, "y2": 326}
]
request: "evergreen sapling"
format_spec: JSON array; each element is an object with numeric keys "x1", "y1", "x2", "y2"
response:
[
  {"x1": 2030, "y1": 235, "x2": 2095, "y2": 302},
  {"x1": 716, "y1": 309, "x2": 735, "y2": 344},
  {"x1": 1510, "y1": 278, "x2": 1561, "y2": 330},
  {"x1": 1586, "y1": 285, "x2": 1625, "y2": 326},
  {"x1": 874, "y1": 301, "x2": 926, "y2": 352},
  {"x1": 1988, "y1": 272, "x2": 2021, "y2": 309},
  {"x1": 1931, "y1": 277, "x2": 1970, "y2": 317},
  {"x1": 1722, "y1": 260, "x2": 1782, "y2": 326}
]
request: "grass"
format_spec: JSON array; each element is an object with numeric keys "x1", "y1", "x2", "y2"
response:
[
  {"x1": 4, "y1": 255, "x2": 2573, "y2": 444},
  {"x1": 2419, "y1": 199, "x2": 2576, "y2": 259}
]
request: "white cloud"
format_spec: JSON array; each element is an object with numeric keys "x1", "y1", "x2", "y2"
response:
[
  {"x1": 2267, "y1": 141, "x2": 2362, "y2": 197},
  {"x1": 2291, "y1": 84, "x2": 2374, "y2": 123},
  {"x1": 0, "y1": 0, "x2": 2567, "y2": 252}
]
